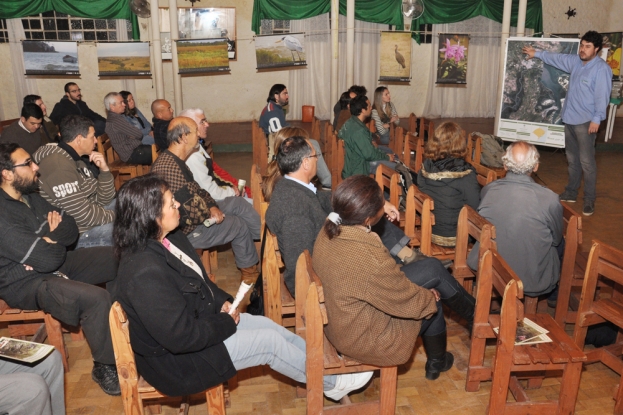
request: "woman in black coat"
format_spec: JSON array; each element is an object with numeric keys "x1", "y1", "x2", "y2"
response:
[
  {"x1": 416, "y1": 122, "x2": 480, "y2": 247},
  {"x1": 112, "y1": 175, "x2": 373, "y2": 400}
]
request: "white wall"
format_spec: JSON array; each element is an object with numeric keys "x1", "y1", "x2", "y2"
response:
[{"x1": 0, "y1": 0, "x2": 618, "y2": 122}]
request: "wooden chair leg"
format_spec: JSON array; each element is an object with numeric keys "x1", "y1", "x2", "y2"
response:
[
  {"x1": 466, "y1": 335, "x2": 487, "y2": 392},
  {"x1": 380, "y1": 366, "x2": 398, "y2": 415},
  {"x1": 44, "y1": 314, "x2": 69, "y2": 372},
  {"x1": 558, "y1": 362, "x2": 583, "y2": 415},
  {"x1": 209, "y1": 250, "x2": 218, "y2": 270},
  {"x1": 146, "y1": 403, "x2": 162, "y2": 414},
  {"x1": 206, "y1": 383, "x2": 226, "y2": 415}
]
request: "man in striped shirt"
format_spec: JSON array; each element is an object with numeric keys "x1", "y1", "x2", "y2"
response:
[{"x1": 33, "y1": 115, "x2": 116, "y2": 248}]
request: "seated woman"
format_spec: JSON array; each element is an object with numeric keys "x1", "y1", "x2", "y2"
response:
[
  {"x1": 113, "y1": 175, "x2": 372, "y2": 401},
  {"x1": 416, "y1": 122, "x2": 480, "y2": 247},
  {"x1": 119, "y1": 90, "x2": 154, "y2": 145},
  {"x1": 370, "y1": 86, "x2": 400, "y2": 146},
  {"x1": 313, "y1": 175, "x2": 475, "y2": 379}
]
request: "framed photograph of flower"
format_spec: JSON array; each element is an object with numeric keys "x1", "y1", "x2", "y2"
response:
[{"x1": 436, "y1": 34, "x2": 469, "y2": 84}]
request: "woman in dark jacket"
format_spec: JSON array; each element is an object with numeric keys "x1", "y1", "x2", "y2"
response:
[
  {"x1": 112, "y1": 175, "x2": 372, "y2": 400},
  {"x1": 416, "y1": 122, "x2": 480, "y2": 247}
]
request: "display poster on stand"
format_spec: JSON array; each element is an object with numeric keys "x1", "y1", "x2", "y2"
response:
[{"x1": 497, "y1": 37, "x2": 580, "y2": 148}]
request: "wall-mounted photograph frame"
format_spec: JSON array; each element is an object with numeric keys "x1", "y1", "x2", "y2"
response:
[
  {"x1": 176, "y1": 38, "x2": 230, "y2": 75},
  {"x1": 159, "y1": 7, "x2": 236, "y2": 61},
  {"x1": 97, "y1": 42, "x2": 151, "y2": 77},
  {"x1": 22, "y1": 41, "x2": 79, "y2": 76}
]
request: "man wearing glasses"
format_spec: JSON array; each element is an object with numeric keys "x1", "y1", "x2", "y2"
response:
[
  {"x1": 0, "y1": 142, "x2": 120, "y2": 396},
  {"x1": 50, "y1": 82, "x2": 106, "y2": 136}
]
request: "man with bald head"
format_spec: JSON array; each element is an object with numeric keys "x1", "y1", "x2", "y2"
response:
[
  {"x1": 467, "y1": 141, "x2": 563, "y2": 297},
  {"x1": 151, "y1": 99, "x2": 175, "y2": 151},
  {"x1": 151, "y1": 117, "x2": 260, "y2": 284}
]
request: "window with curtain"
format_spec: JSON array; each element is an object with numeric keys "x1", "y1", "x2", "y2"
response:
[
  {"x1": 0, "y1": 19, "x2": 7, "y2": 43},
  {"x1": 260, "y1": 19, "x2": 291, "y2": 36},
  {"x1": 21, "y1": 11, "x2": 132, "y2": 42}
]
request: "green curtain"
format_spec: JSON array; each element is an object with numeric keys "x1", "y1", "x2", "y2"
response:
[
  {"x1": 0, "y1": 0, "x2": 140, "y2": 40},
  {"x1": 412, "y1": 0, "x2": 543, "y2": 41},
  {"x1": 252, "y1": 0, "x2": 404, "y2": 34}
]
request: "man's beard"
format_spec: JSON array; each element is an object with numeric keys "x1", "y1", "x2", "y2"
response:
[{"x1": 13, "y1": 174, "x2": 40, "y2": 195}]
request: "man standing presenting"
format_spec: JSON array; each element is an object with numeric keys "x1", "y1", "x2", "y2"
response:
[
  {"x1": 259, "y1": 84, "x2": 332, "y2": 188},
  {"x1": 50, "y1": 82, "x2": 107, "y2": 136},
  {"x1": 34, "y1": 115, "x2": 116, "y2": 248},
  {"x1": 523, "y1": 31, "x2": 612, "y2": 216}
]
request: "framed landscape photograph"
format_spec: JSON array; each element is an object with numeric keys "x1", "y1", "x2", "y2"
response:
[
  {"x1": 22, "y1": 40, "x2": 79, "y2": 75},
  {"x1": 160, "y1": 7, "x2": 236, "y2": 60},
  {"x1": 176, "y1": 38, "x2": 230, "y2": 74},
  {"x1": 97, "y1": 42, "x2": 151, "y2": 76}
]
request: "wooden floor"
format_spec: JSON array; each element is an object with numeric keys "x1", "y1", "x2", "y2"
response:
[{"x1": 4, "y1": 116, "x2": 623, "y2": 414}]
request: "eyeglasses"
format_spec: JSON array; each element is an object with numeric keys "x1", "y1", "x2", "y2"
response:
[{"x1": 13, "y1": 159, "x2": 36, "y2": 168}]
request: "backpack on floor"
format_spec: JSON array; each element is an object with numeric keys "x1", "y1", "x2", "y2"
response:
[
  {"x1": 472, "y1": 132, "x2": 505, "y2": 168},
  {"x1": 394, "y1": 161, "x2": 417, "y2": 210}
]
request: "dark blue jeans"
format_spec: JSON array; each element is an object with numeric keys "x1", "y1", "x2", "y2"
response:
[
  {"x1": 372, "y1": 217, "x2": 410, "y2": 259},
  {"x1": 401, "y1": 258, "x2": 462, "y2": 299},
  {"x1": 564, "y1": 122, "x2": 597, "y2": 202}
]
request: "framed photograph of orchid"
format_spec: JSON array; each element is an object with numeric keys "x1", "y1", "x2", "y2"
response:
[{"x1": 436, "y1": 34, "x2": 469, "y2": 84}]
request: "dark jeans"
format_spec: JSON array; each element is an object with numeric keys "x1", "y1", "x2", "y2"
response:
[
  {"x1": 127, "y1": 144, "x2": 153, "y2": 165},
  {"x1": 402, "y1": 257, "x2": 462, "y2": 299},
  {"x1": 564, "y1": 122, "x2": 597, "y2": 202},
  {"x1": 35, "y1": 247, "x2": 118, "y2": 364},
  {"x1": 372, "y1": 217, "x2": 411, "y2": 260},
  {"x1": 418, "y1": 301, "x2": 446, "y2": 336}
]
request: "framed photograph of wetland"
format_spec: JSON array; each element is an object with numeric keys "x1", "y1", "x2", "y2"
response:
[
  {"x1": 22, "y1": 40, "x2": 79, "y2": 75},
  {"x1": 159, "y1": 7, "x2": 237, "y2": 60},
  {"x1": 97, "y1": 42, "x2": 151, "y2": 76},
  {"x1": 497, "y1": 37, "x2": 580, "y2": 148},
  {"x1": 255, "y1": 33, "x2": 306, "y2": 70},
  {"x1": 176, "y1": 38, "x2": 230, "y2": 74},
  {"x1": 379, "y1": 31, "x2": 411, "y2": 82}
]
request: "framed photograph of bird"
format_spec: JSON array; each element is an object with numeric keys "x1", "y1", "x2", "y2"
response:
[
  {"x1": 379, "y1": 31, "x2": 412, "y2": 82},
  {"x1": 255, "y1": 33, "x2": 307, "y2": 70},
  {"x1": 436, "y1": 34, "x2": 469, "y2": 84}
]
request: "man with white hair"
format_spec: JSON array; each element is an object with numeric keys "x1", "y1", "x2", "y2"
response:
[
  {"x1": 181, "y1": 108, "x2": 260, "y2": 239},
  {"x1": 467, "y1": 141, "x2": 563, "y2": 297},
  {"x1": 104, "y1": 92, "x2": 152, "y2": 165}
]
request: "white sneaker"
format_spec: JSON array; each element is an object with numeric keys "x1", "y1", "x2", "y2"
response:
[{"x1": 323, "y1": 371, "x2": 374, "y2": 401}]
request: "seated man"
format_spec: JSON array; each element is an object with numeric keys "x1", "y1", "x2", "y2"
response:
[
  {"x1": 151, "y1": 117, "x2": 260, "y2": 284},
  {"x1": 259, "y1": 83, "x2": 332, "y2": 188},
  {"x1": 33, "y1": 115, "x2": 116, "y2": 249},
  {"x1": 0, "y1": 143, "x2": 119, "y2": 395},
  {"x1": 151, "y1": 99, "x2": 174, "y2": 151},
  {"x1": 467, "y1": 141, "x2": 563, "y2": 297},
  {"x1": 49, "y1": 82, "x2": 106, "y2": 136},
  {"x1": 181, "y1": 108, "x2": 253, "y2": 203},
  {"x1": 104, "y1": 92, "x2": 152, "y2": 165},
  {"x1": 266, "y1": 136, "x2": 419, "y2": 297},
  {"x1": 333, "y1": 85, "x2": 366, "y2": 131},
  {"x1": 0, "y1": 349, "x2": 64, "y2": 415},
  {"x1": 339, "y1": 95, "x2": 397, "y2": 179},
  {"x1": 24, "y1": 94, "x2": 59, "y2": 143},
  {"x1": 0, "y1": 103, "x2": 45, "y2": 155}
]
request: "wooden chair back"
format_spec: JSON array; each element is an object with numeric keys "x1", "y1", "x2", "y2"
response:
[
  {"x1": 471, "y1": 162, "x2": 496, "y2": 187},
  {"x1": 408, "y1": 113, "x2": 417, "y2": 135},
  {"x1": 294, "y1": 251, "x2": 398, "y2": 414},
  {"x1": 392, "y1": 126, "x2": 405, "y2": 159},
  {"x1": 403, "y1": 135, "x2": 423, "y2": 173},
  {"x1": 262, "y1": 229, "x2": 295, "y2": 328},
  {"x1": 0, "y1": 299, "x2": 69, "y2": 372},
  {"x1": 109, "y1": 301, "x2": 225, "y2": 415},
  {"x1": 403, "y1": 185, "x2": 455, "y2": 260},
  {"x1": 251, "y1": 120, "x2": 268, "y2": 175},
  {"x1": 553, "y1": 203, "x2": 584, "y2": 326},
  {"x1": 311, "y1": 117, "x2": 321, "y2": 143},
  {"x1": 375, "y1": 164, "x2": 401, "y2": 216},
  {"x1": 366, "y1": 119, "x2": 376, "y2": 134},
  {"x1": 331, "y1": 138, "x2": 345, "y2": 189},
  {"x1": 467, "y1": 250, "x2": 585, "y2": 414},
  {"x1": 452, "y1": 205, "x2": 496, "y2": 292},
  {"x1": 96, "y1": 134, "x2": 144, "y2": 190},
  {"x1": 466, "y1": 133, "x2": 482, "y2": 165}
]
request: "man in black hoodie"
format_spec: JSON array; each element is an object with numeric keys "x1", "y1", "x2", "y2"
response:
[
  {"x1": 0, "y1": 142, "x2": 120, "y2": 396},
  {"x1": 49, "y1": 82, "x2": 106, "y2": 136}
]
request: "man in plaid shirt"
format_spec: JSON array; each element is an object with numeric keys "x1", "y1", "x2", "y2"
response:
[{"x1": 151, "y1": 117, "x2": 259, "y2": 284}]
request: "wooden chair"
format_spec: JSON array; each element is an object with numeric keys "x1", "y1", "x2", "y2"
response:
[
  {"x1": 572, "y1": 240, "x2": 623, "y2": 414},
  {"x1": 408, "y1": 113, "x2": 417, "y2": 136},
  {"x1": 553, "y1": 203, "x2": 585, "y2": 327},
  {"x1": 403, "y1": 135, "x2": 423, "y2": 173},
  {"x1": 467, "y1": 249, "x2": 585, "y2": 414},
  {"x1": 392, "y1": 126, "x2": 406, "y2": 159},
  {"x1": 331, "y1": 138, "x2": 345, "y2": 189},
  {"x1": 0, "y1": 300, "x2": 69, "y2": 372},
  {"x1": 452, "y1": 205, "x2": 496, "y2": 292},
  {"x1": 374, "y1": 164, "x2": 401, "y2": 213},
  {"x1": 403, "y1": 185, "x2": 455, "y2": 261},
  {"x1": 97, "y1": 134, "x2": 148, "y2": 190},
  {"x1": 471, "y1": 162, "x2": 496, "y2": 187},
  {"x1": 262, "y1": 229, "x2": 295, "y2": 328},
  {"x1": 295, "y1": 251, "x2": 398, "y2": 414},
  {"x1": 109, "y1": 301, "x2": 226, "y2": 415}
]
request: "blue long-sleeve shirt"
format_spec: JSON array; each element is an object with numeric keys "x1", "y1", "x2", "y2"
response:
[{"x1": 535, "y1": 51, "x2": 612, "y2": 125}]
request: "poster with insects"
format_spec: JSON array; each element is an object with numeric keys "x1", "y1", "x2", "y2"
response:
[{"x1": 379, "y1": 31, "x2": 411, "y2": 82}]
